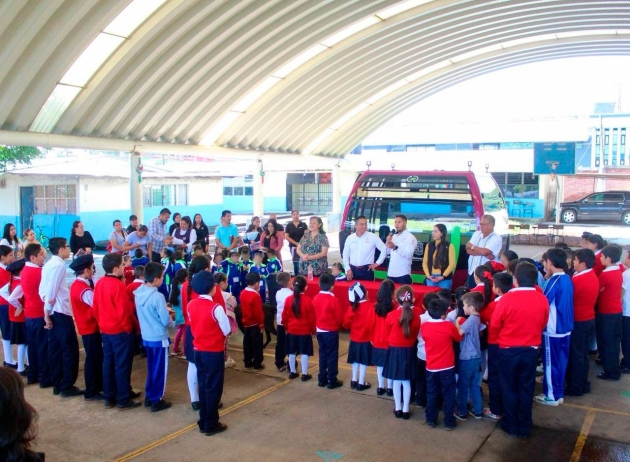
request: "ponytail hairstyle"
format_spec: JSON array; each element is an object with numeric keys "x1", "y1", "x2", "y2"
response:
[
  {"x1": 348, "y1": 282, "x2": 367, "y2": 312},
  {"x1": 292, "y1": 275, "x2": 307, "y2": 318},
  {"x1": 163, "y1": 246, "x2": 175, "y2": 266},
  {"x1": 375, "y1": 279, "x2": 395, "y2": 318},
  {"x1": 169, "y1": 268, "x2": 188, "y2": 305},
  {"x1": 396, "y1": 284, "x2": 414, "y2": 338},
  {"x1": 474, "y1": 265, "x2": 493, "y2": 306},
  {"x1": 186, "y1": 256, "x2": 210, "y2": 300}
]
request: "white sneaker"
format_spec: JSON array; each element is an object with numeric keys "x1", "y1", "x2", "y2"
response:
[
  {"x1": 533, "y1": 394, "x2": 562, "y2": 406},
  {"x1": 536, "y1": 365, "x2": 544, "y2": 374},
  {"x1": 224, "y1": 357, "x2": 236, "y2": 368}
]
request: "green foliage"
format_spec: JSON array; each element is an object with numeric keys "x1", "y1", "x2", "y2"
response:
[{"x1": 0, "y1": 145, "x2": 44, "y2": 172}]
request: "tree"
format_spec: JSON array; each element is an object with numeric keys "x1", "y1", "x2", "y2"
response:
[{"x1": 0, "y1": 145, "x2": 44, "y2": 173}]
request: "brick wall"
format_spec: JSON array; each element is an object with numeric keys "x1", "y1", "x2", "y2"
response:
[{"x1": 563, "y1": 171, "x2": 630, "y2": 202}]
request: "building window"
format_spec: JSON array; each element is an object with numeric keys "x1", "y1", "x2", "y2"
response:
[
  {"x1": 34, "y1": 185, "x2": 77, "y2": 215},
  {"x1": 223, "y1": 176, "x2": 253, "y2": 196},
  {"x1": 142, "y1": 184, "x2": 188, "y2": 207},
  {"x1": 491, "y1": 172, "x2": 538, "y2": 198}
]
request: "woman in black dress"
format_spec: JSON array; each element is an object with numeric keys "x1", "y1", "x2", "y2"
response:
[
  {"x1": 193, "y1": 214, "x2": 209, "y2": 249},
  {"x1": 69, "y1": 221, "x2": 95, "y2": 255}
]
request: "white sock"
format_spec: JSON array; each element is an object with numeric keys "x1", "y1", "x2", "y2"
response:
[
  {"x1": 301, "y1": 355, "x2": 309, "y2": 375},
  {"x1": 289, "y1": 354, "x2": 297, "y2": 373},
  {"x1": 377, "y1": 366, "x2": 385, "y2": 388},
  {"x1": 402, "y1": 380, "x2": 411, "y2": 412},
  {"x1": 386, "y1": 378, "x2": 391, "y2": 389},
  {"x1": 2, "y1": 339, "x2": 15, "y2": 364},
  {"x1": 17, "y1": 344, "x2": 27, "y2": 372},
  {"x1": 187, "y1": 362, "x2": 199, "y2": 402},
  {"x1": 393, "y1": 380, "x2": 402, "y2": 411},
  {"x1": 359, "y1": 364, "x2": 367, "y2": 385},
  {"x1": 352, "y1": 363, "x2": 359, "y2": 382}
]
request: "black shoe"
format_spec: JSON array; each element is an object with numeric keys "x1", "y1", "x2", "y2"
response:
[
  {"x1": 117, "y1": 400, "x2": 142, "y2": 411},
  {"x1": 104, "y1": 399, "x2": 116, "y2": 409},
  {"x1": 53, "y1": 387, "x2": 60, "y2": 396},
  {"x1": 327, "y1": 380, "x2": 343, "y2": 389},
  {"x1": 301, "y1": 374, "x2": 312, "y2": 382},
  {"x1": 205, "y1": 423, "x2": 228, "y2": 436},
  {"x1": 288, "y1": 372, "x2": 299, "y2": 380},
  {"x1": 402, "y1": 412, "x2": 410, "y2": 420},
  {"x1": 253, "y1": 364, "x2": 265, "y2": 371},
  {"x1": 350, "y1": 381, "x2": 358, "y2": 390},
  {"x1": 85, "y1": 393, "x2": 107, "y2": 401},
  {"x1": 277, "y1": 366, "x2": 287, "y2": 372},
  {"x1": 424, "y1": 421, "x2": 436, "y2": 429},
  {"x1": 151, "y1": 399, "x2": 172, "y2": 412},
  {"x1": 60, "y1": 386, "x2": 84, "y2": 398},
  {"x1": 357, "y1": 382, "x2": 371, "y2": 391},
  {"x1": 27, "y1": 380, "x2": 39, "y2": 386},
  {"x1": 191, "y1": 401, "x2": 200, "y2": 411},
  {"x1": 416, "y1": 401, "x2": 427, "y2": 408},
  {"x1": 588, "y1": 349, "x2": 598, "y2": 356},
  {"x1": 18, "y1": 367, "x2": 29, "y2": 377},
  {"x1": 620, "y1": 366, "x2": 630, "y2": 374},
  {"x1": 3, "y1": 361, "x2": 17, "y2": 369},
  {"x1": 317, "y1": 381, "x2": 327, "y2": 387},
  {"x1": 386, "y1": 388, "x2": 393, "y2": 397},
  {"x1": 130, "y1": 389, "x2": 142, "y2": 399},
  {"x1": 39, "y1": 382, "x2": 52, "y2": 389},
  {"x1": 596, "y1": 372, "x2": 619, "y2": 381},
  {"x1": 394, "y1": 409, "x2": 402, "y2": 418},
  {"x1": 376, "y1": 387, "x2": 386, "y2": 396},
  {"x1": 144, "y1": 397, "x2": 151, "y2": 408},
  {"x1": 244, "y1": 363, "x2": 253, "y2": 369},
  {"x1": 454, "y1": 413, "x2": 468, "y2": 421}
]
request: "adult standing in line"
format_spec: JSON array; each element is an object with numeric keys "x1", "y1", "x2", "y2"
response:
[
  {"x1": 124, "y1": 225, "x2": 151, "y2": 256},
  {"x1": 169, "y1": 213, "x2": 181, "y2": 236},
  {"x1": 69, "y1": 221, "x2": 95, "y2": 256},
  {"x1": 243, "y1": 216, "x2": 264, "y2": 251},
  {"x1": 269, "y1": 213, "x2": 285, "y2": 233},
  {"x1": 465, "y1": 214, "x2": 502, "y2": 288},
  {"x1": 385, "y1": 215, "x2": 417, "y2": 284},
  {"x1": 297, "y1": 216, "x2": 329, "y2": 277},
  {"x1": 148, "y1": 208, "x2": 173, "y2": 263},
  {"x1": 342, "y1": 216, "x2": 386, "y2": 282},
  {"x1": 126, "y1": 215, "x2": 138, "y2": 235},
  {"x1": 423, "y1": 224, "x2": 456, "y2": 289},
  {"x1": 214, "y1": 210, "x2": 241, "y2": 253},
  {"x1": 285, "y1": 210, "x2": 308, "y2": 276},
  {"x1": 171, "y1": 216, "x2": 197, "y2": 254},
  {"x1": 1, "y1": 223, "x2": 24, "y2": 258},
  {"x1": 260, "y1": 220, "x2": 285, "y2": 262},
  {"x1": 109, "y1": 220, "x2": 127, "y2": 254},
  {"x1": 193, "y1": 214, "x2": 210, "y2": 249}
]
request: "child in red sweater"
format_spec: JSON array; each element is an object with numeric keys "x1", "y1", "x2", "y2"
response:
[
  {"x1": 282, "y1": 275, "x2": 315, "y2": 381},
  {"x1": 343, "y1": 282, "x2": 374, "y2": 391},
  {"x1": 240, "y1": 272, "x2": 265, "y2": 370},
  {"x1": 372, "y1": 279, "x2": 396, "y2": 396},
  {"x1": 596, "y1": 245, "x2": 624, "y2": 381},
  {"x1": 313, "y1": 273, "x2": 344, "y2": 389}
]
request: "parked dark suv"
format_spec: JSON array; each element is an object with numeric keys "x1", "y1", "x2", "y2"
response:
[{"x1": 560, "y1": 191, "x2": 630, "y2": 225}]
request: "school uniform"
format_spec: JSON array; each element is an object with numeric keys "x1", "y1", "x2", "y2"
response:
[
  {"x1": 568, "y1": 269, "x2": 598, "y2": 395},
  {"x1": 266, "y1": 257, "x2": 283, "y2": 275},
  {"x1": 541, "y1": 272, "x2": 574, "y2": 402},
  {"x1": 313, "y1": 291, "x2": 344, "y2": 385},
  {"x1": 415, "y1": 311, "x2": 432, "y2": 407},
  {"x1": 282, "y1": 294, "x2": 315, "y2": 356},
  {"x1": 0, "y1": 263, "x2": 14, "y2": 367},
  {"x1": 371, "y1": 314, "x2": 390, "y2": 368},
  {"x1": 622, "y1": 268, "x2": 630, "y2": 371},
  {"x1": 181, "y1": 281, "x2": 199, "y2": 364},
  {"x1": 93, "y1": 275, "x2": 137, "y2": 406},
  {"x1": 240, "y1": 287, "x2": 265, "y2": 368},
  {"x1": 249, "y1": 264, "x2": 269, "y2": 303},
  {"x1": 343, "y1": 301, "x2": 374, "y2": 366},
  {"x1": 383, "y1": 307, "x2": 421, "y2": 380},
  {"x1": 596, "y1": 266, "x2": 623, "y2": 380},
  {"x1": 334, "y1": 273, "x2": 347, "y2": 282},
  {"x1": 123, "y1": 266, "x2": 134, "y2": 286},
  {"x1": 188, "y1": 295, "x2": 231, "y2": 433},
  {"x1": 220, "y1": 260, "x2": 242, "y2": 302},
  {"x1": 491, "y1": 288, "x2": 549, "y2": 438},
  {"x1": 6, "y1": 277, "x2": 27, "y2": 346},
  {"x1": 275, "y1": 287, "x2": 293, "y2": 369},
  {"x1": 20, "y1": 263, "x2": 51, "y2": 385},
  {"x1": 70, "y1": 277, "x2": 103, "y2": 399},
  {"x1": 482, "y1": 296, "x2": 502, "y2": 416}
]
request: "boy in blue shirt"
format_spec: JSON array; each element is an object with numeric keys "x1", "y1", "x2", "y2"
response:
[
  {"x1": 221, "y1": 250, "x2": 242, "y2": 303},
  {"x1": 132, "y1": 248, "x2": 149, "y2": 268},
  {"x1": 266, "y1": 249, "x2": 283, "y2": 274},
  {"x1": 249, "y1": 251, "x2": 269, "y2": 303}
]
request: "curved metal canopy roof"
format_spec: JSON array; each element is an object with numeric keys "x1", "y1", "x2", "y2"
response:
[{"x1": 0, "y1": 0, "x2": 629, "y2": 158}]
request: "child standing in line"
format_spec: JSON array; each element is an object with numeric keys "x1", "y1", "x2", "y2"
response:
[
  {"x1": 422, "y1": 298, "x2": 462, "y2": 430},
  {"x1": 343, "y1": 282, "x2": 373, "y2": 391},
  {"x1": 383, "y1": 285, "x2": 421, "y2": 420},
  {"x1": 249, "y1": 251, "x2": 269, "y2": 303},
  {"x1": 331, "y1": 263, "x2": 347, "y2": 281},
  {"x1": 123, "y1": 255, "x2": 134, "y2": 286},
  {"x1": 313, "y1": 273, "x2": 344, "y2": 389},
  {"x1": 212, "y1": 251, "x2": 226, "y2": 274},
  {"x1": 455, "y1": 292, "x2": 484, "y2": 421},
  {"x1": 415, "y1": 292, "x2": 439, "y2": 408},
  {"x1": 213, "y1": 272, "x2": 238, "y2": 369},
  {"x1": 372, "y1": 279, "x2": 396, "y2": 396},
  {"x1": 282, "y1": 275, "x2": 315, "y2": 381},
  {"x1": 266, "y1": 249, "x2": 283, "y2": 274},
  {"x1": 2, "y1": 259, "x2": 28, "y2": 376},
  {"x1": 274, "y1": 272, "x2": 293, "y2": 372},
  {"x1": 239, "y1": 272, "x2": 265, "y2": 370},
  {"x1": 239, "y1": 247, "x2": 253, "y2": 288},
  {"x1": 169, "y1": 269, "x2": 188, "y2": 356},
  {"x1": 0, "y1": 245, "x2": 16, "y2": 369},
  {"x1": 220, "y1": 250, "x2": 242, "y2": 303},
  {"x1": 126, "y1": 265, "x2": 145, "y2": 357},
  {"x1": 132, "y1": 248, "x2": 149, "y2": 268},
  {"x1": 621, "y1": 250, "x2": 630, "y2": 374}
]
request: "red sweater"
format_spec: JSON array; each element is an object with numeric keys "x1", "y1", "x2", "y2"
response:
[
  {"x1": 481, "y1": 297, "x2": 500, "y2": 345},
  {"x1": 572, "y1": 269, "x2": 599, "y2": 322},
  {"x1": 188, "y1": 298, "x2": 225, "y2": 352},
  {"x1": 597, "y1": 267, "x2": 623, "y2": 314},
  {"x1": 313, "y1": 292, "x2": 344, "y2": 331},
  {"x1": 93, "y1": 275, "x2": 136, "y2": 335},
  {"x1": 70, "y1": 279, "x2": 98, "y2": 335},
  {"x1": 593, "y1": 252, "x2": 604, "y2": 276},
  {"x1": 282, "y1": 294, "x2": 315, "y2": 335},
  {"x1": 421, "y1": 320, "x2": 462, "y2": 371},
  {"x1": 181, "y1": 281, "x2": 199, "y2": 325},
  {"x1": 385, "y1": 307, "x2": 421, "y2": 347},
  {"x1": 21, "y1": 264, "x2": 45, "y2": 319},
  {"x1": 472, "y1": 284, "x2": 495, "y2": 306},
  {"x1": 240, "y1": 288, "x2": 264, "y2": 328},
  {"x1": 0, "y1": 266, "x2": 9, "y2": 306},
  {"x1": 372, "y1": 314, "x2": 389, "y2": 349},
  {"x1": 343, "y1": 301, "x2": 374, "y2": 342},
  {"x1": 8, "y1": 278, "x2": 25, "y2": 323},
  {"x1": 123, "y1": 266, "x2": 134, "y2": 286},
  {"x1": 491, "y1": 288, "x2": 549, "y2": 348}
]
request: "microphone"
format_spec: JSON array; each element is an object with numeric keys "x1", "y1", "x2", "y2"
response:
[{"x1": 390, "y1": 229, "x2": 397, "y2": 236}]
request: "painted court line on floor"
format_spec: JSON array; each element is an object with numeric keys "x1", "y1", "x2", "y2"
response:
[{"x1": 569, "y1": 409, "x2": 596, "y2": 462}]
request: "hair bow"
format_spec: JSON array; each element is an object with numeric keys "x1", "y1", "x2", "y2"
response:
[
  {"x1": 483, "y1": 271, "x2": 492, "y2": 279},
  {"x1": 401, "y1": 291, "x2": 411, "y2": 302},
  {"x1": 348, "y1": 282, "x2": 365, "y2": 302}
]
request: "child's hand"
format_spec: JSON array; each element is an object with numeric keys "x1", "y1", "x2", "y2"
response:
[{"x1": 456, "y1": 316, "x2": 464, "y2": 326}]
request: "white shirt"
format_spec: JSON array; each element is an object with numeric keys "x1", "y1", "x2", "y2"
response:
[
  {"x1": 76, "y1": 277, "x2": 94, "y2": 307},
  {"x1": 275, "y1": 287, "x2": 293, "y2": 325},
  {"x1": 1, "y1": 279, "x2": 23, "y2": 311},
  {"x1": 39, "y1": 255, "x2": 72, "y2": 316},
  {"x1": 171, "y1": 228, "x2": 198, "y2": 252},
  {"x1": 416, "y1": 311, "x2": 432, "y2": 360},
  {"x1": 467, "y1": 230, "x2": 502, "y2": 275},
  {"x1": 623, "y1": 268, "x2": 630, "y2": 317},
  {"x1": 342, "y1": 231, "x2": 387, "y2": 269},
  {"x1": 386, "y1": 229, "x2": 418, "y2": 278},
  {"x1": 198, "y1": 294, "x2": 231, "y2": 336}
]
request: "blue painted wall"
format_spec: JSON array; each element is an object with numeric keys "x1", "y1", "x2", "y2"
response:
[{"x1": 504, "y1": 198, "x2": 544, "y2": 219}]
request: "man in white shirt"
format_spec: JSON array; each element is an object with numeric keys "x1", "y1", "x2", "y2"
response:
[
  {"x1": 386, "y1": 215, "x2": 418, "y2": 284},
  {"x1": 343, "y1": 216, "x2": 387, "y2": 282},
  {"x1": 465, "y1": 214, "x2": 503, "y2": 288},
  {"x1": 39, "y1": 237, "x2": 83, "y2": 397}
]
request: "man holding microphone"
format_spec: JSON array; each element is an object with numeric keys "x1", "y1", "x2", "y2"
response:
[{"x1": 385, "y1": 215, "x2": 417, "y2": 284}]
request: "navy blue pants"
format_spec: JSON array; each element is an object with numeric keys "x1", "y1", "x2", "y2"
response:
[
  {"x1": 426, "y1": 368, "x2": 456, "y2": 427},
  {"x1": 0, "y1": 304, "x2": 10, "y2": 340},
  {"x1": 317, "y1": 331, "x2": 339, "y2": 383},
  {"x1": 388, "y1": 275, "x2": 412, "y2": 285},
  {"x1": 542, "y1": 334, "x2": 571, "y2": 401},
  {"x1": 466, "y1": 273, "x2": 476, "y2": 289},
  {"x1": 596, "y1": 313, "x2": 622, "y2": 379},
  {"x1": 48, "y1": 313, "x2": 79, "y2": 392},
  {"x1": 102, "y1": 332, "x2": 135, "y2": 405},
  {"x1": 143, "y1": 339, "x2": 169, "y2": 403},
  {"x1": 195, "y1": 351, "x2": 225, "y2": 432},
  {"x1": 414, "y1": 358, "x2": 427, "y2": 406},
  {"x1": 349, "y1": 265, "x2": 375, "y2": 282},
  {"x1": 275, "y1": 325, "x2": 287, "y2": 369},
  {"x1": 82, "y1": 332, "x2": 103, "y2": 399},
  {"x1": 243, "y1": 326, "x2": 263, "y2": 368},
  {"x1": 25, "y1": 317, "x2": 51, "y2": 386},
  {"x1": 487, "y1": 344, "x2": 503, "y2": 416},
  {"x1": 567, "y1": 320, "x2": 594, "y2": 395},
  {"x1": 498, "y1": 347, "x2": 537, "y2": 437},
  {"x1": 622, "y1": 316, "x2": 630, "y2": 369}
]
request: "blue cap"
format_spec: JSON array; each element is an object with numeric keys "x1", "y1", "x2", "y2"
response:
[{"x1": 191, "y1": 271, "x2": 215, "y2": 295}]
